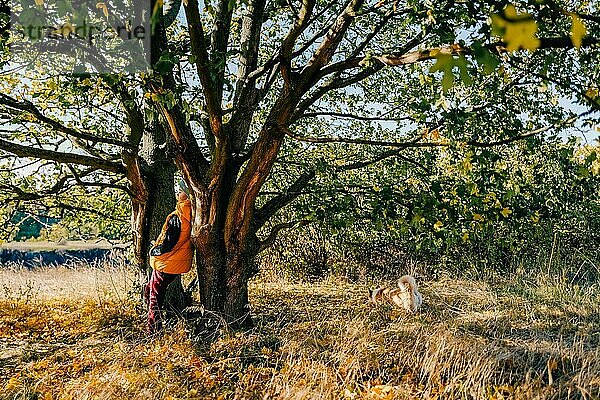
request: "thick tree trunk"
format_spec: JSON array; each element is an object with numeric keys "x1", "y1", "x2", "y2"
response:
[
  {"x1": 189, "y1": 162, "x2": 257, "y2": 327},
  {"x1": 194, "y1": 235, "x2": 225, "y2": 312},
  {"x1": 140, "y1": 126, "x2": 189, "y2": 311},
  {"x1": 193, "y1": 237, "x2": 255, "y2": 328},
  {"x1": 224, "y1": 251, "x2": 253, "y2": 327},
  {"x1": 129, "y1": 123, "x2": 190, "y2": 312},
  {"x1": 190, "y1": 206, "x2": 260, "y2": 327}
]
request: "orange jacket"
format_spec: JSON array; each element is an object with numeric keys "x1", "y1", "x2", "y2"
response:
[{"x1": 150, "y1": 199, "x2": 193, "y2": 274}]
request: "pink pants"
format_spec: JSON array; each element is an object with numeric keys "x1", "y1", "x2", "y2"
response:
[{"x1": 144, "y1": 269, "x2": 178, "y2": 334}]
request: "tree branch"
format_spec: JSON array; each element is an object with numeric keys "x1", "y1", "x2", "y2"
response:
[
  {"x1": 466, "y1": 115, "x2": 583, "y2": 147},
  {"x1": 300, "y1": 0, "x2": 365, "y2": 82},
  {"x1": 152, "y1": 100, "x2": 210, "y2": 190},
  {"x1": 294, "y1": 31, "x2": 428, "y2": 121},
  {"x1": 280, "y1": 0, "x2": 316, "y2": 88},
  {"x1": 0, "y1": 93, "x2": 132, "y2": 149},
  {"x1": 254, "y1": 169, "x2": 316, "y2": 230},
  {"x1": 290, "y1": 0, "x2": 340, "y2": 58},
  {"x1": 298, "y1": 110, "x2": 414, "y2": 122},
  {"x1": 230, "y1": 0, "x2": 267, "y2": 152},
  {"x1": 285, "y1": 111, "x2": 586, "y2": 150},
  {"x1": 338, "y1": 149, "x2": 431, "y2": 173},
  {"x1": 283, "y1": 126, "x2": 441, "y2": 148},
  {"x1": 364, "y1": 36, "x2": 600, "y2": 68},
  {"x1": 183, "y1": 0, "x2": 223, "y2": 137},
  {"x1": 210, "y1": 0, "x2": 235, "y2": 105},
  {"x1": 0, "y1": 137, "x2": 125, "y2": 173},
  {"x1": 103, "y1": 79, "x2": 146, "y2": 148},
  {"x1": 258, "y1": 219, "x2": 312, "y2": 253}
]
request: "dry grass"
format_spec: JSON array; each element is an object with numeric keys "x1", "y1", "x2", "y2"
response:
[
  {"x1": 1, "y1": 265, "x2": 600, "y2": 399},
  {"x1": 0, "y1": 265, "x2": 133, "y2": 302}
]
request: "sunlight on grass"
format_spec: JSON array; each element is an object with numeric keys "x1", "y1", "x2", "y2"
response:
[{"x1": 1, "y1": 265, "x2": 600, "y2": 399}]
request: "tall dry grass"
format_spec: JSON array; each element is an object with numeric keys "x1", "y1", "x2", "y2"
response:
[{"x1": 1, "y1": 260, "x2": 600, "y2": 399}]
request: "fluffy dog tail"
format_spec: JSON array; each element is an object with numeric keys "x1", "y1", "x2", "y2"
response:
[
  {"x1": 398, "y1": 275, "x2": 422, "y2": 312},
  {"x1": 398, "y1": 275, "x2": 417, "y2": 292}
]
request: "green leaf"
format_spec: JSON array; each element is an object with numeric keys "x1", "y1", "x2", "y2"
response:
[
  {"x1": 576, "y1": 166, "x2": 589, "y2": 178},
  {"x1": 472, "y1": 42, "x2": 500, "y2": 74},
  {"x1": 442, "y1": 70, "x2": 454, "y2": 93},
  {"x1": 154, "y1": 60, "x2": 174, "y2": 73},
  {"x1": 56, "y1": 0, "x2": 72, "y2": 17},
  {"x1": 430, "y1": 54, "x2": 455, "y2": 93},
  {"x1": 429, "y1": 54, "x2": 453, "y2": 73},
  {"x1": 455, "y1": 55, "x2": 472, "y2": 86}
]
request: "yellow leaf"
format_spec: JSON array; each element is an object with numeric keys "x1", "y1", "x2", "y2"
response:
[
  {"x1": 5, "y1": 377, "x2": 22, "y2": 391},
  {"x1": 504, "y1": 4, "x2": 518, "y2": 19},
  {"x1": 500, "y1": 207, "x2": 512, "y2": 218},
  {"x1": 368, "y1": 384, "x2": 396, "y2": 399},
  {"x1": 530, "y1": 212, "x2": 540, "y2": 223},
  {"x1": 505, "y1": 20, "x2": 540, "y2": 51},
  {"x1": 433, "y1": 220, "x2": 443, "y2": 231},
  {"x1": 492, "y1": 5, "x2": 540, "y2": 52},
  {"x1": 491, "y1": 13, "x2": 506, "y2": 29},
  {"x1": 426, "y1": 9, "x2": 436, "y2": 24},
  {"x1": 53, "y1": 22, "x2": 75, "y2": 38},
  {"x1": 462, "y1": 158, "x2": 473, "y2": 172},
  {"x1": 586, "y1": 87, "x2": 599, "y2": 99},
  {"x1": 462, "y1": 232, "x2": 469, "y2": 242},
  {"x1": 483, "y1": 192, "x2": 497, "y2": 204},
  {"x1": 570, "y1": 13, "x2": 586, "y2": 49},
  {"x1": 450, "y1": 43, "x2": 462, "y2": 52},
  {"x1": 34, "y1": 0, "x2": 43, "y2": 5},
  {"x1": 473, "y1": 213, "x2": 484, "y2": 221},
  {"x1": 96, "y1": 2, "x2": 109, "y2": 17}
]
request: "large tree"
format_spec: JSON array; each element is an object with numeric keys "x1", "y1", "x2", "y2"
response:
[{"x1": 149, "y1": 0, "x2": 598, "y2": 325}]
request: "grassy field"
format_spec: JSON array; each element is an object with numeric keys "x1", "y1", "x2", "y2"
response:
[{"x1": 1, "y1": 263, "x2": 600, "y2": 399}]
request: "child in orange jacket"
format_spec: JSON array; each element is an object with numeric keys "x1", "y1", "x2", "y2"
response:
[{"x1": 145, "y1": 189, "x2": 193, "y2": 334}]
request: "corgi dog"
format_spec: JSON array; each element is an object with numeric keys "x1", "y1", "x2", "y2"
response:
[{"x1": 369, "y1": 275, "x2": 422, "y2": 313}]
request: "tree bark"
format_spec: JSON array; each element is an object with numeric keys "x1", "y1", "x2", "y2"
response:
[
  {"x1": 128, "y1": 122, "x2": 189, "y2": 312},
  {"x1": 192, "y1": 227, "x2": 257, "y2": 328},
  {"x1": 224, "y1": 246, "x2": 257, "y2": 328},
  {"x1": 183, "y1": 154, "x2": 259, "y2": 327}
]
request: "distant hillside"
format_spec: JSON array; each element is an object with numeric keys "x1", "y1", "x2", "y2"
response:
[
  {"x1": 0, "y1": 240, "x2": 129, "y2": 252},
  {"x1": 0, "y1": 240, "x2": 130, "y2": 267}
]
